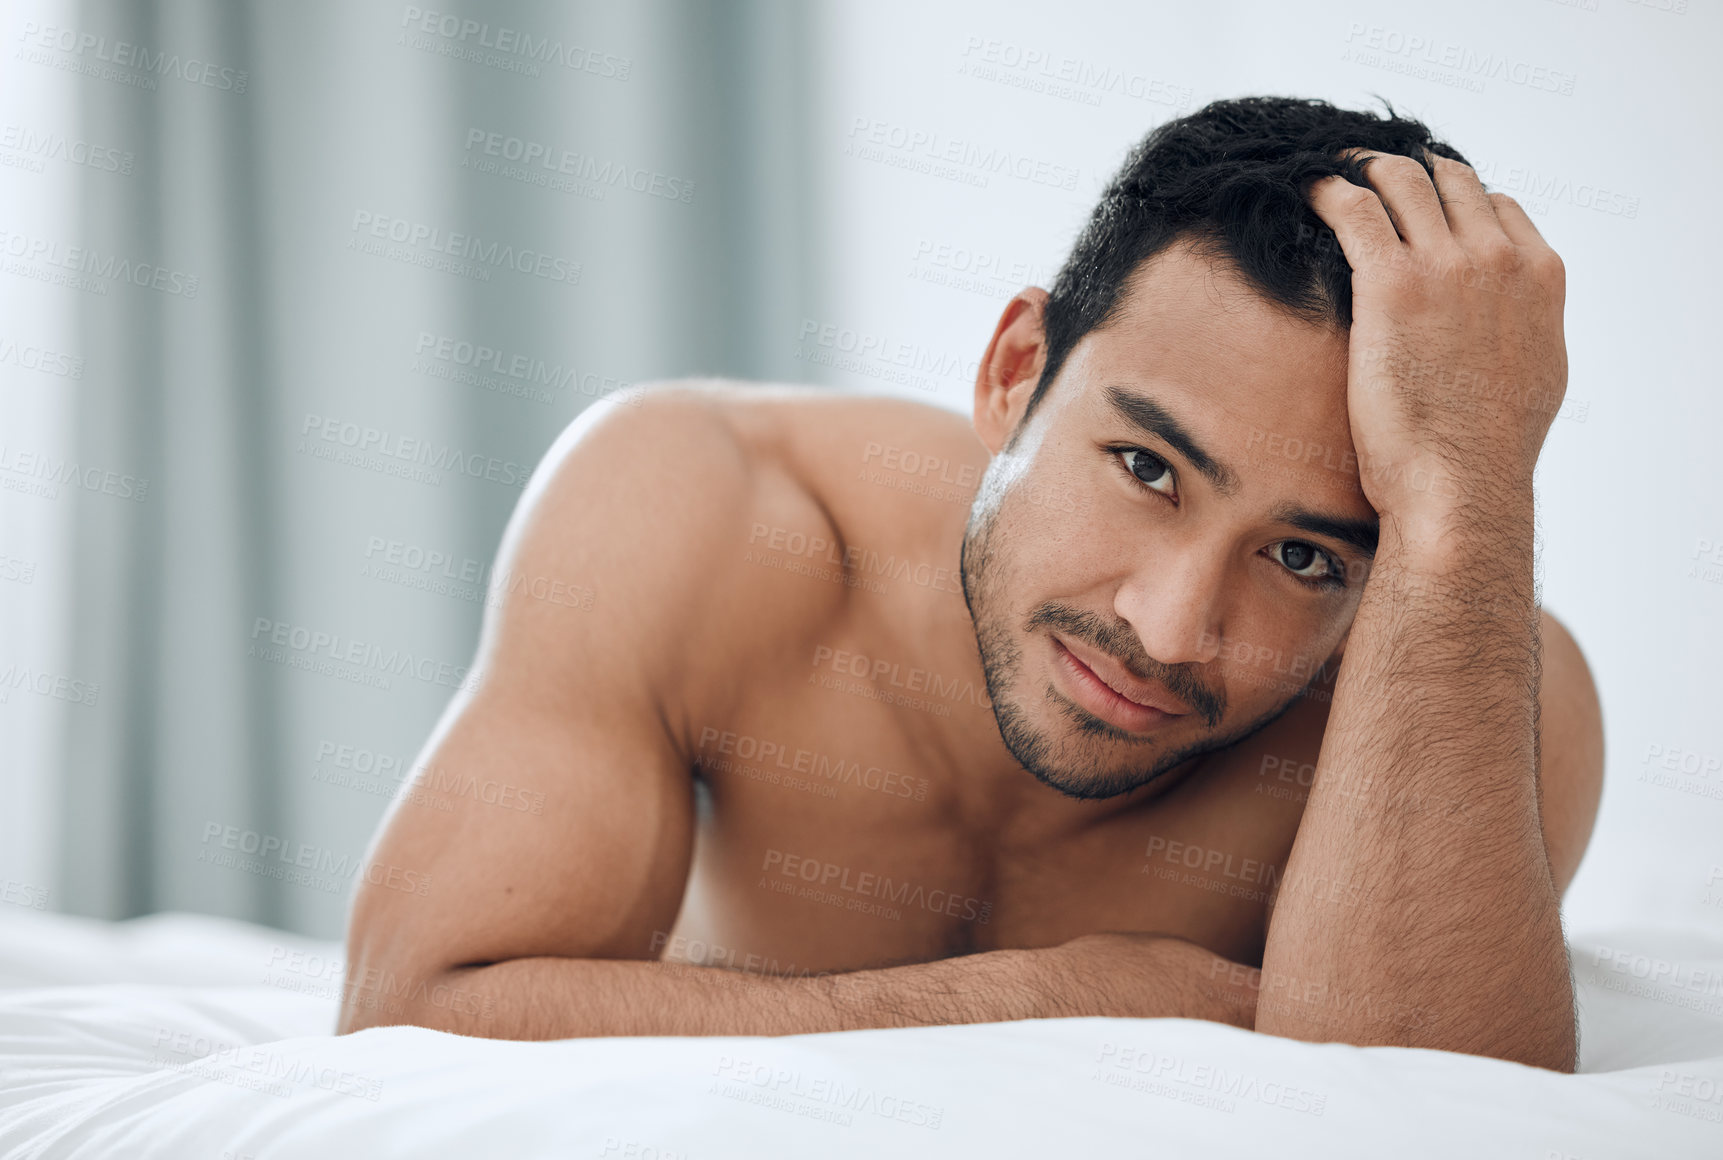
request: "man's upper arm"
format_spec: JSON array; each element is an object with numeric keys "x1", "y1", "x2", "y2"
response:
[
  {"x1": 343, "y1": 386, "x2": 762, "y2": 992},
  {"x1": 1536, "y1": 608, "x2": 1604, "y2": 896}
]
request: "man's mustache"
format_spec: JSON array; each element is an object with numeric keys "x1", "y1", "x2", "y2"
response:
[{"x1": 1025, "y1": 602, "x2": 1226, "y2": 726}]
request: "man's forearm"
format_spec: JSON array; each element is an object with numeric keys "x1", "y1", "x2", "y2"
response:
[
  {"x1": 345, "y1": 947, "x2": 1051, "y2": 1038},
  {"x1": 1256, "y1": 501, "x2": 1575, "y2": 1069},
  {"x1": 340, "y1": 934, "x2": 1256, "y2": 1039}
]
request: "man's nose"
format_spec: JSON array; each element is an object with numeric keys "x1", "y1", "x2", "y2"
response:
[{"x1": 1112, "y1": 545, "x2": 1225, "y2": 667}]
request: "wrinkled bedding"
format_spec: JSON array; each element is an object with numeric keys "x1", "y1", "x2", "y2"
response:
[{"x1": 1, "y1": 910, "x2": 1720, "y2": 1158}]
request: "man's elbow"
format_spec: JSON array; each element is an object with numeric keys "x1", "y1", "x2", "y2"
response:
[
  {"x1": 1251, "y1": 968, "x2": 1578, "y2": 1072},
  {"x1": 1417, "y1": 982, "x2": 1578, "y2": 1073},
  {"x1": 334, "y1": 957, "x2": 470, "y2": 1037},
  {"x1": 1490, "y1": 1014, "x2": 1578, "y2": 1074}
]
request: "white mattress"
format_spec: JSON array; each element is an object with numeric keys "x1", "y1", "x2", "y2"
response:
[{"x1": 1, "y1": 909, "x2": 1720, "y2": 1158}]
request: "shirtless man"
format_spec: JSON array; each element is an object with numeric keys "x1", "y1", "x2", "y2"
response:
[{"x1": 339, "y1": 97, "x2": 1603, "y2": 1071}]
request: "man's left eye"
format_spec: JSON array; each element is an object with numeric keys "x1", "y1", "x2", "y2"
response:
[{"x1": 1272, "y1": 541, "x2": 1335, "y2": 580}]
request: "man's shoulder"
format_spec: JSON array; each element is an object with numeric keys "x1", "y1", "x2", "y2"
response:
[
  {"x1": 499, "y1": 380, "x2": 980, "y2": 715},
  {"x1": 671, "y1": 377, "x2": 986, "y2": 488},
  {"x1": 557, "y1": 377, "x2": 979, "y2": 480},
  {"x1": 706, "y1": 379, "x2": 991, "y2": 553},
  {"x1": 515, "y1": 378, "x2": 834, "y2": 625},
  {"x1": 568, "y1": 377, "x2": 988, "y2": 572}
]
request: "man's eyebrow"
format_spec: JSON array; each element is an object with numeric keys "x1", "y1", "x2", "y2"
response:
[
  {"x1": 1104, "y1": 385, "x2": 1240, "y2": 496},
  {"x1": 1270, "y1": 503, "x2": 1380, "y2": 558}
]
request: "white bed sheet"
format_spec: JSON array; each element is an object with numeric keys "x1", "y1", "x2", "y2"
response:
[{"x1": 0, "y1": 909, "x2": 1720, "y2": 1159}]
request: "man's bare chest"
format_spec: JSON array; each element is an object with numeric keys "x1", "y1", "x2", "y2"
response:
[{"x1": 668, "y1": 675, "x2": 1312, "y2": 975}]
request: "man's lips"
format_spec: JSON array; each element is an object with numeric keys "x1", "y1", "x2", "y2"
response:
[{"x1": 1052, "y1": 634, "x2": 1191, "y2": 716}]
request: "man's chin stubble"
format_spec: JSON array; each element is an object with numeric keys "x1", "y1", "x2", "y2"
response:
[
  {"x1": 961, "y1": 524, "x2": 1191, "y2": 800},
  {"x1": 992, "y1": 678, "x2": 1318, "y2": 802},
  {"x1": 956, "y1": 492, "x2": 1310, "y2": 802},
  {"x1": 985, "y1": 684, "x2": 1194, "y2": 801}
]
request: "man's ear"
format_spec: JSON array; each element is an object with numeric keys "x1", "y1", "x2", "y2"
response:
[{"x1": 973, "y1": 287, "x2": 1050, "y2": 454}]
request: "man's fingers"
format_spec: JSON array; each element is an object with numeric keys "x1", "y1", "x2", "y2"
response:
[
  {"x1": 1488, "y1": 193, "x2": 1566, "y2": 299},
  {"x1": 1308, "y1": 175, "x2": 1400, "y2": 268},
  {"x1": 1429, "y1": 156, "x2": 1506, "y2": 246},
  {"x1": 1486, "y1": 191, "x2": 1550, "y2": 250},
  {"x1": 1351, "y1": 151, "x2": 1449, "y2": 246}
]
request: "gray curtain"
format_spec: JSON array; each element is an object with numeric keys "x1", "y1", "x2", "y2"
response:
[{"x1": 61, "y1": 0, "x2": 823, "y2": 937}]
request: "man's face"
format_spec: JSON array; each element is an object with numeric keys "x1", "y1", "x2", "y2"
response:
[{"x1": 961, "y1": 244, "x2": 1377, "y2": 800}]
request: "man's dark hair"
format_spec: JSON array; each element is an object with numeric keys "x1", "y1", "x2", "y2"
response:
[{"x1": 1025, "y1": 95, "x2": 1469, "y2": 425}]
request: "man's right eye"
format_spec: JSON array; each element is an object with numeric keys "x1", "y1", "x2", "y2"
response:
[{"x1": 1116, "y1": 447, "x2": 1179, "y2": 501}]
